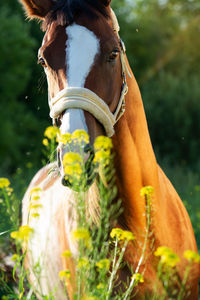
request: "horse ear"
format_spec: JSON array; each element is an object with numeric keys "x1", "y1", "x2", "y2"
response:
[
  {"x1": 102, "y1": 0, "x2": 112, "y2": 7},
  {"x1": 19, "y1": 0, "x2": 53, "y2": 19}
]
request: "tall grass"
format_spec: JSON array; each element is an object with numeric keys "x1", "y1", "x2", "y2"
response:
[{"x1": 0, "y1": 128, "x2": 199, "y2": 299}]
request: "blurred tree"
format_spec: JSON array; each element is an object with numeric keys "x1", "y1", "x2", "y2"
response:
[{"x1": 0, "y1": 3, "x2": 48, "y2": 175}]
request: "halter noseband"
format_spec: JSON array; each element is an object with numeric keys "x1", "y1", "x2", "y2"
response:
[{"x1": 49, "y1": 11, "x2": 131, "y2": 137}]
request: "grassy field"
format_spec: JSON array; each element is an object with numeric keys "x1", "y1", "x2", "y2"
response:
[{"x1": 0, "y1": 141, "x2": 199, "y2": 299}]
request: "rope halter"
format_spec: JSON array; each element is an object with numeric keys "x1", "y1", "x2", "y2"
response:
[{"x1": 49, "y1": 10, "x2": 131, "y2": 137}]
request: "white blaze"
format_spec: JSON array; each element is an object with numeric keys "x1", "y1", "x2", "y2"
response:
[
  {"x1": 60, "y1": 109, "x2": 88, "y2": 134},
  {"x1": 60, "y1": 24, "x2": 100, "y2": 134},
  {"x1": 66, "y1": 23, "x2": 100, "y2": 87}
]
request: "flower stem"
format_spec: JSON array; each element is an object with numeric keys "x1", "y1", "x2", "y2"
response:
[
  {"x1": 3, "y1": 188, "x2": 11, "y2": 216},
  {"x1": 177, "y1": 265, "x2": 191, "y2": 300},
  {"x1": 123, "y1": 194, "x2": 151, "y2": 300},
  {"x1": 106, "y1": 239, "x2": 128, "y2": 300}
]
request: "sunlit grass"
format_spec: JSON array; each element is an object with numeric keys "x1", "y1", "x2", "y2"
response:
[{"x1": 0, "y1": 128, "x2": 199, "y2": 299}]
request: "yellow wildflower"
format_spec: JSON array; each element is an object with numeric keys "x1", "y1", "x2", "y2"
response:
[
  {"x1": 64, "y1": 163, "x2": 83, "y2": 177},
  {"x1": 0, "y1": 178, "x2": 10, "y2": 189},
  {"x1": 10, "y1": 231, "x2": 20, "y2": 240},
  {"x1": 42, "y1": 138, "x2": 49, "y2": 147},
  {"x1": 72, "y1": 228, "x2": 91, "y2": 249},
  {"x1": 19, "y1": 225, "x2": 34, "y2": 239},
  {"x1": 44, "y1": 126, "x2": 59, "y2": 139},
  {"x1": 94, "y1": 136, "x2": 113, "y2": 151},
  {"x1": 110, "y1": 228, "x2": 135, "y2": 242},
  {"x1": 72, "y1": 130, "x2": 89, "y2": 144},
  {"x1": 30, "y1": 187, "x2": 42, "y2": 196},
  {"x1": 121, "y1": 231, "x2": 135, "y2": 241},
  {"x1": 154, "y1": 246, "x2": 180, "y2": 267},
  {"x1": 62, "y1": 250, "x2": 72, "y2": 258},
  {"x1": 59, "y1": 269, "x2": 71, "y2": 280},
  {"x1": 29, "y1": 203, "x2": 43, "y2": 213},
  {"x1": 6, "y1": 187, "x2": 13, "y2": 196},
  {"x1": 29, "y1": 204, "x2": 43, "y2": 210},
  {"x1": 19, "y1": 289, "x2": 24, "y2": 299},
  {"x1": 31, "y1": 196, "x2": 40, "y2": 201},
  {"x1": 140, "y1": 186, "x2": 154, "y2": 198},
  {"x1": 30, "y1": 187, "x2": 42, "y2": 210},
  {"x1": 30, "y1": 213, "x2": 40, "y2": 219},
  {"x1": 97, "y1": 283, "x2": 105, "y2": 290},
  {"x1": 11, "y1": 254, "x2": 19, "y2": 262},
  {"x1": 96, "y1": 259, "x2": 110, "y2": 271},
  {"x1": 94, "y1": 150, "x2": 111, "y2": 166},
  {"x1": 78, "y1": 257, "x2": 89, "y2": 269},
  {"x1": 110, "y1": 228, "x2": 124, "y2": 240},
  {"x1": 63, "y1": 152, "x2": 84, "y2": 179},
  {"x1": 184, "y1": 250, "x2": 200, "y2": 263},
  {"x1": 93, "y1": 136, "x2": 113, "y2": 167},
  {"x1": 10, "y1": 225, "x2": 34, "y2": 242},
  {"x1": 57, "y1": 133, "x2": 72, "y2": 145},
  {"x1": 72, "y1": 228, "x2": 90, "y2": 240},
  {"x1": 63, "y1": 152, "x2": 82, "y2": 165},
  {"x1": 131, "y1": 273, "x2": 144, "y2": 283},
  {"x1": 81, "y1": 296, "x2": 97, "y2": 300}
]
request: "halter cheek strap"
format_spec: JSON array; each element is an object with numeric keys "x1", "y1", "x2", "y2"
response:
[{"x1": 49, "y1": 11, "x2": 131, "y2": 137}]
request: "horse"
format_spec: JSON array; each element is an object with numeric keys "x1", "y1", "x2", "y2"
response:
[{"x1": 19, "y1": 0, "x2": 199, "y2": 299}]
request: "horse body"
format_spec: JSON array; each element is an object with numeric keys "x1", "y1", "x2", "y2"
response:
[
  {"x1": 19, "y1": 0, "x2": 199, "y2": 298},
  {"x1": 112, "y1": 67, "x2": 199, "y2": 297}
]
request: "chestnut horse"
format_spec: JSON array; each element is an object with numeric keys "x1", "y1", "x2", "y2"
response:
[{"x1": 19, "y1": 0, "x2": 199, "y2": 299}]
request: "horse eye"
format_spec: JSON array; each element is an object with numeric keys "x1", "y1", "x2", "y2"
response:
[
  {"x1": 38, "y1": 57, "x2": 47, "y2": 67},
  {"x1": 108, "y1": 49, "x2": 120, "y2": 62}
]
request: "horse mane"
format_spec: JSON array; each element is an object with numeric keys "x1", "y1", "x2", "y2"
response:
[{"x1": 43, "y1": 0, "x2": 109, "y2": 30}]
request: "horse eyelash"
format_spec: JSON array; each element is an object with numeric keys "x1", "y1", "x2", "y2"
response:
[{"x1": 38, "y1": 71, "x2": 47, "y2": 92}]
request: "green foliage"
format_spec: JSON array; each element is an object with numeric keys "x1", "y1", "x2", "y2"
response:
[
  {"x1": 0, "y1": 154, "x2": 198, "y2": 299},
  {"x1": 0, "y1": 2, "x2": 48, "y2": 176},
  {"x1": 0, "y1": 7, "x2": 34, "y2": 99},
  {"x1": 142, "y1": 72, "x2": 200, "y2": 167}
]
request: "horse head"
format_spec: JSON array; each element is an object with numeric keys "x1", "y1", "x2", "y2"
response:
[{"x1": 20, "y1": 0, "x2": 130, "y2": 186}]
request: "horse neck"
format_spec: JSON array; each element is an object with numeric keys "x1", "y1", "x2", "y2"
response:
[{"x1": 112, "y1": 60, "x2": 160, "y2": 232}]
